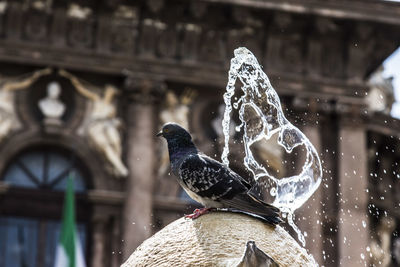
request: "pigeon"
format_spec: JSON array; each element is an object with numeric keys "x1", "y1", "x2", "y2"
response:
[{"x1": 157, "y1": 122, "x2": 282, "y2": 225}]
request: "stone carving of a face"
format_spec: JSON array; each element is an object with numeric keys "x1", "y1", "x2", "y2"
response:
[{"x1": 47, "y1": 81, "x2": 61, "y2": 99}]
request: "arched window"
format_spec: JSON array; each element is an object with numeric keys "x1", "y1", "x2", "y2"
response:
[
  {"x1": 0, "y1": 147, "x2": 90, "y2": 267},
  {"x1": 3, "y1": 149, "x2": 86, "y2": 192}
]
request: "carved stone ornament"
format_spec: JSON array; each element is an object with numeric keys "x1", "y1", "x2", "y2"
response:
[
  {"x1": 24, "y1": 8, "x2": 49, "y2": 42},
  {"x1": 111, "y1": 19, "x2": 137, "y2": 54},
  {"x1": 179, "y1": 23, "x2": 201, "y2": 61},
  {"x1": 157, "y1": 26, "x2": 177, "y2": 58},
  {"x1": 114, "y1": 5, "x2": 138, "y2": 19},
  {"x1": 0, "y1": 0, "x2": 393, "y2": 92},
  {"x1": 66, "y1": 4, "x2": 94, "y2": 49},
  {"x1": 67, "y1": 18, "x2": 94, "y2": 49},
  {"x1": 59, "y1": 69, "x2": 128, "y2": 177},
  {"x1": 67, "y1": 3, "x2": 92, "y2": 19},
  {"x1": 0, "y1": 68, "x2": 52, "y2": 143},
  {"x1": 147, "y1": 0, "x2": 164, "y2": 13},
  {"x1": 139, "y1": 19, "x2": 166, "y2": 58},
  {"x1": 31, "y1": 0, "x2": 51, "y2": 11},
  {"x1": 200, "y1": 30, "x2": 224, "y2": 63},
  {"x1": 38, "y1": 81, "x2": 66, "y2": 125},
  {"x1": 109, "y1": 6, "x2": 139, "y2": 54}
]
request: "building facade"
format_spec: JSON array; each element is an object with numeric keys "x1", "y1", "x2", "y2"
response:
[{"x1": 0, "y1": 0, "x2": 399, "y2": 266}]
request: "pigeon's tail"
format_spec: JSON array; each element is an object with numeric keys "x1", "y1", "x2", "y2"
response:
[
  {"x1": 256, "y1": 210, "x2": 283, "y2": 225},
  {"x1": 220, "y1": 193, "x2": 283, "y2": 225}
]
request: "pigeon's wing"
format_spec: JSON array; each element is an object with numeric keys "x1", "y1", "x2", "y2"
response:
[
  {"x1": 179, "y1": 154, "x2": 251, "y2": 200},
  {"x1": 197, "y1": 154, "x2": 253, "y2": 190},
  {"x1": 179, "y1": 154, "x2": 282, "y2": 225},
  {"x1": 218, "y1": 193, "x2": 282, "y2": 225}
]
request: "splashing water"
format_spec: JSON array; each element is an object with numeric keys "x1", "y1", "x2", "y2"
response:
[{"x1": 222, "y1": 47, "x2": 322, "y2": 246}]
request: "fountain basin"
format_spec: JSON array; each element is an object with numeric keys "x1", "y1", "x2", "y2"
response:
[{"x1": 122, "y1": 212, "x2": 316, "y2": 266}]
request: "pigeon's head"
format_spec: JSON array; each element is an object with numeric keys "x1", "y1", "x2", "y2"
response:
[{"x1": 156, "y1": 123, "x2": 192, "y2": 142}]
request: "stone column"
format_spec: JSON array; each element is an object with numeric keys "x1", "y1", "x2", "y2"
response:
[
  {"x1": 91, "y1": 213, "x2": 108, "y2": 267},
  {"x1": 320, "y1": 113, "x2": 340, "y2": 266},
  {"x1": 291, "y1": 100, "x2": 324, "y2": 265},
  {"x1": 296, "y1": 123, "x2": 323, "y2": 264},
  {"x1": 111, "y1": 215, "x2": 122, "y2": 267},
  {"x1": 292, "y1": 98, "x2": 339, "y2": 266},
  {"x1": 338, "y1": 116, "x2": 369, "y2": 266},
  {"x1": 122, "y1": 76, "x2": 165, "y2": 259}
]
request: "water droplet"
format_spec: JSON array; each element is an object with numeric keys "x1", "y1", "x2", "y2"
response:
[{"x1": 270, "y1": 187, "x2": 277, "y2": 196}]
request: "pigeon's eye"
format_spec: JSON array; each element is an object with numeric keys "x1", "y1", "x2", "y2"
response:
[{"x1": 164, "y1": 128, "x2": 169, "y2": 133}]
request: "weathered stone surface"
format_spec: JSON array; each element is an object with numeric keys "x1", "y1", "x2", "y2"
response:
[{"x1": 122, "y1": 212, "x2": 316, "y2": 267}]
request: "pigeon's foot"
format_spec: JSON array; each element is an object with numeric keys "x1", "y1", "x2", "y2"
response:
[{"x1": 185, "y1": 208, "x2": 215, "y2": 219}]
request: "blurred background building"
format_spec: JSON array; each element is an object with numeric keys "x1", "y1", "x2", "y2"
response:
[{"x1": 0, "y1": 0, "x2": 399, "y2": 266}]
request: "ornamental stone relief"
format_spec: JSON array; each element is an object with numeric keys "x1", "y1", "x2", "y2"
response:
[
  {"x1": 139, "y1": 19, "x2": 166, "y2": 58},
  {"x1": 24, "y1": 9, "x2": 49, "y2": 42},
  {"x1": 0, "y1": 1, "x2": 395, "y2": 85},
  {"x1": 67, "y1": 18, "x2": 95, "y2": 49},
  {"x1": 38, "y1": 81, "x2": 66, "y2": 126},
  {"x1": 66, "y1": 4, "x2": 94, "y2": 49},
  {"x1": 110, "y1": 7, "x2": 138, "y2": 54},
  {"x1": 199, "y1": 30, "x2": 225, "y2": 64},
  {"x1": 158, "y1": 26, "x2": 178, "y2": 58},
  {"x1": 178, "y1": 23, "x2": 201, "y2": 61},
  {"x1": 0, "y1": 68, "x2": 51, "y2": 143},
  {"x1": 59, "y1": 70, "x2": 128, "y2": 178}
]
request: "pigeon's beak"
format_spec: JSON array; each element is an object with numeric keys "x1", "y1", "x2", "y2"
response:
[{"x1": 156, "y1": 130, "x2": 163, "y2": 137}]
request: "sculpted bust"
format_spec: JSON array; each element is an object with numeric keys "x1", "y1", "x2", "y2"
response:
[{"x1": 38, "y1": 81, "x2": 66, "y2": 124}]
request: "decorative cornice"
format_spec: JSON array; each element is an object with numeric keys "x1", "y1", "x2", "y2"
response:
[
  {"x1": 365, "y1": 113, "x2": 400, "y2": 138},
  {"x1": 87, "y1": 189, "x2": 125, "y2": 205},
  {"x1": 0, "y1": 0, "x2": 397, "y2": 101},
  {"x1": 204, "y1": 0, "x2": 400, "y2": 25}
]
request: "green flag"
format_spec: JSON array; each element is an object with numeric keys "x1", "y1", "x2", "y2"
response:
[{"x1": 55, "y1": 177, "x2": 86, "y2": 267}]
